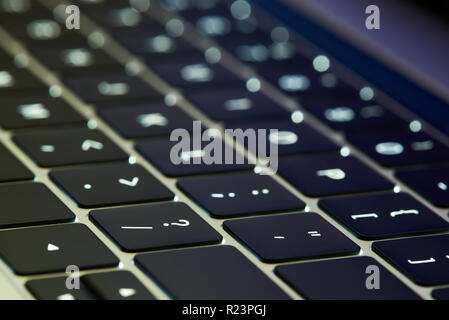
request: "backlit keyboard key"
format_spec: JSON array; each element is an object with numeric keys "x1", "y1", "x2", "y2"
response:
[
  {"x1": 90, "y1": 203, "x2": 222, "y2": 252},
  {"x1": 278, "y1": 154, "x2": 393, "y2": 197},
  {"x1": 224, "y1": 212, "x2": 359, "y2": 262},
  {"x1": 0, "y1": 144, "x2": 33, "y2": 182},
  {"x1": 0, "y1": 67, "x2": 45, "y2": 93},
  {"x1": 373, "y1": 234, "x2": 449, "y2": 286},
  {"x1": 275, "y1": 257, "x2": 420, "y2": 300},
  {"x1": 14, "y1": 127, "x2": 127, "y2": 167},
  {"x1": 82, "y1": 271, "x2": 155, "y2": 300},
  {"x1": 301, "y1": 98, "x2": 407, "y2": 132},
  {"x1": 64, "y1": 70, "x2": 161, "y2": 103},
  {"x1": 0, "y1": 224, "x2": 119, "y2": 275},
  {"x1": 0, "y1": 96, "x2": 84, "y2": 129},
  {"x1": 396, "y1": 165, "x2": 449, "y2": 208},
  {"x1": 348, "y1": 130, "x2": 449, "y2": 167},
  {"x1": 27, "y1": 277, "x2": 95, "y2": 300},
  {"x1": 137, "y1": 137, "x2": 252, "y2": 177},
  {"x1": 185, "y1": 86, "x2": 290, "y2": 122},
  {"x1": 50, "y1": 163, "x2": 173, "y2": 208},
  {"x1": 0, "y1": 183, "x2": 74, "y2": 229},
  {"x1": 136, "y1": 246, "x2": 289, "y2": 300},
  {"x1": 148, "y1": 56, "x2": 243, "y2": 89},
  {"x1": 98, "y1": 104, "x2": 196, "y2": 139},
  {"x1": 319, "y1": 192, "x2": 449, "y2": 239},
  {"x1": 178, "y1": 172, "x2": 305, "y2": 218},
  {"x1": 227, "y1": 120, "x2": 339, "y2": 156}
]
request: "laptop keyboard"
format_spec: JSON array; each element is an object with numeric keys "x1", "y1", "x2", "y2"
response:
[{"x1": 0, "y1": 0, "x2": 448, "y2": 300}]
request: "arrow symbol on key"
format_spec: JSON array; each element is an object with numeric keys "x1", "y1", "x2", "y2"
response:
[
  {"x1": 118, "y1": 177, "x2": 139, "y2": 187},
  {"x1": 47, "y1": 243, "x2": 60, "y2": 252},
  {"x1": 81, "y1": 139, "x2": 104, "y2": 151}
]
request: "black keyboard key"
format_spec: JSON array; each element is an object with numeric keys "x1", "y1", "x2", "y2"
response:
[
  {"x1": 82, "y1": 271, "x2": 155, "y2": 300},
  {"x1": 0, "y1": 96, "x2": 84, "y2": 129},
  {"x1": 0, "y1": 1, "x2": 48, "y2": 22},
  {"x1": 224, "y1": 213, "x2": 359, "y2": 262},
  {"x1": 348, "y1": 130, "x2": 449, "y2": 167},
  {"x1": 0, "y1": 67, "x2": 45, "y2": 93},
  {"x1": 14, "y1": 127, "x2": 127, "y2": 167},
  {"x1": 136, "y1": 246, "x2": 289, "y2": 299},
  {"x1": 0, "y1": 224, "x2": 119, "y2": 275},
  {"x1": 148, "y1": 57, "x2": 243, "y2": 89},
  {"x1": 185, "y1": 87, "x2": 290, "y2": 121},
  {"x1": 301, "y1": 98, "x2": 407, "y2": 132},
  {"x1": 90, "y1": 203, "x2": 222, "y2": 252},
  {"x1": 64, "y1": 71, "x2": 161, "y2": 103},
  {"x1": 136, "y1": 137, "x2": 252, "y2": 177},
  {"x1": 2, "y1": 12, "x2": 77, "y2": 48},
  {"x1": 396, "y1": 166, "x2": 449, "y2": 208},
  {"x1": 178, "y1": 172, "x2": 305, "y2": 218},
  {"x1": 433, "y1": 288, "x2": 449, "y2": 300},
  {"x1": 0, "y1": 144, "x2": 33, "y2": 182},
  {"x1": 319, "y1": 193, "x2": 449, "y2": 239},
  {"x1": 227, "y1": 120, "x2": 339, "y2": 156},
  {"x1": 98, "y1": 104, "x2": 196, "y2": 139},
  {"x1": 373, "y1": 234, "x2": 449, "y2": 286},
  {"x1": 26, "y1": 277, "x2": 95, "y2": 300},
  {"x1": 114, "y1": 25, "x2": 197, "y2": 57},
  {"x1": 0, "y1": 183, "x2": 74, "y2": 229},
  {"x1": 275, "y1": 257, "x2": 420, "y2": 300},
  {"x1": 279, "y1": 154, "x2": 393, "y2": 197},
  {"x1": 34, "y1": 45, "x2": 117, "y2": 72},
  {"x1": 50, "y1": 163, "x2": 174, "y2": 208}
]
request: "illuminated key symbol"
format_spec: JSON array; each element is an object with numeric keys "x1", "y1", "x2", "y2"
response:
[
  {"x1": 407, "y1": 258, "x2": 436, "y2": 265},
  {"x1": 375, "y1": 142, "x2": 404, "y2": 155},
  {"x1": 98, "y1": 81, "x2": 130, "y2": 96},
  {"x1": 83, "y1": 184, "x2": 92, "y2": 190},
  {"x1": 0, "y1": 70, "x2": 15, "y2": 88},
  {"x1": 411, "y1": 140, "x2": 434, "y2": 151},
  {"x1": 40, "y1": 145, "x2": 55, "y2": 153},
  {"x1": 438, "y1": 182, "x2": 448, "y2": 191},
  {"x1": 224, "y1": 98, "x2": 253, "y2": 111},
  {"x1": 211, "y1": 193, "x2": 236, "y2": 198},
  {"x1": 119, "y1": 288, "x2": 136, "y2": 298},
  {"x1": 351, "y1": 213, "x2": 379, "y2": 220},
  {"x1": 251, "y1": 189, "x2": 270, "y2": 196},
  {"x1": 390, "y1": 209, "x2": 419, "y2": 217},
  {"x1": 121, "y1": 226, "x2": 153, "y2": 230},
  {"x1": 136, "y1": 113, "x2": 168, "y2": 128},
  {"x1": 308, "y1": 231, "x2": 322, "y2": 237},
  {"x1": 317, "y1": 168, "x2": 346, "y2": 180},
  {"x1": 163, "y1": 219, "x2": 190, "y2": 227},
  {"x1": 324, "y1": 107, "x2": 355, "y2": 122},
  {"x1": 269, "y1": 131, "x2": 298, "y2": 145},
  {"x1": 17, "y1": 103, "x2": 50, "y2": 120},
  {"x1": 273, "y1": 236, "x2": 285, "y2": 240},
  {"x1": 81, "y1": 139, "x2": 103, "y2": 151},
  {"x1": 180, "y1": 150, "x2": 205, "y2": 162},
  {"x1": 118, "y1": 177, "x2": 139, "y2": 187},
  {"x1": 62, "y1": 48, "x2": 94, "y2": 67},
  {"x1": 180, "y1": 64, "x2": 213, "y2": 82},
  {"x1": 47, "y1": 243, "x2": 59, "y2": 252}
]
